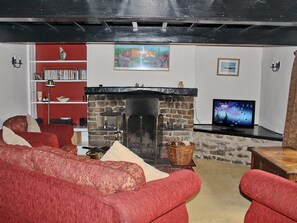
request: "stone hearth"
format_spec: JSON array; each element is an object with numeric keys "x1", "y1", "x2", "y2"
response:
[{"x1": 85, "y1": 86, "x2": 197, "y2": 163}]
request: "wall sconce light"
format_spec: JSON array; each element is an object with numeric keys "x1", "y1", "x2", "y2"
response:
[
  {"x1": 271, "y1": 61, "x2": 281, "y2": 72},
  {"x1": 46, "y1": 79, "x2": 56, "y2": 124},
  {"x1": 12, "y1": 56, "x2": 22, "y2": 68}
]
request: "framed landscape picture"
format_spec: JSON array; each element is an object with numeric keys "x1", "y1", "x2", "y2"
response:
[
  {"x1": 114, "y1": 45, "x2": 170, "y2": 71},
  {"x1": 217, "y1": 58, "x2": 240, "y2": 76}
]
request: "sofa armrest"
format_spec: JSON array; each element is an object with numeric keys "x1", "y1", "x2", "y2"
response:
[
  {"x1": 240, "y1": 169, "x2": 297, "y2": 221},
  {"x1": 39, "y1": 124, "x2": 74, "y2": 147},
  {"x1": 16, "y1": 131, "x2": 59, "y2": 148},
  {"x1": 101, "y1": 169, "x2": 201, "y2": 223}
]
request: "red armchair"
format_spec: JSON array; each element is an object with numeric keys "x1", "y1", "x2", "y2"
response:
[
  {"x1": 240, "y1": 169, "x2": 297, "y2": 223},
  {"x1": 2, "y1": 115, "x2": 76, "y2": 153}
]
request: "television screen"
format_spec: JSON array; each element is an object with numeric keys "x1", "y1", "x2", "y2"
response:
[{"x1": 212, "y1": 99, "x2": 255, "y2": 128}]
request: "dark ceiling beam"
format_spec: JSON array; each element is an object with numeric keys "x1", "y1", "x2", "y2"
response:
[
  {"x1": 1, "y1": 23, "x2": 297, "y2": 46},
  {"x1": 0, "y1": 0, "x2": 297, "y2": 45},
  {"x1": 0, "y1": 0, "x2": 297, "y2": 25}
]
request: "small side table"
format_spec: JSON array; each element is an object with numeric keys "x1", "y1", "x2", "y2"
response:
[{"x1": 249, "y1": 146, "x2": 297, "y2": 182}]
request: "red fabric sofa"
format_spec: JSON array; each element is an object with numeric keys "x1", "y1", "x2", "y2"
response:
[
  {"x1": 240, "y1": 169, "x2": 297, "y2": 223},
  {"x1": 0, "y1": 143, "x2": 201, "y2": 223},
  {"x1": 2, "y1": 115, "x2": 76, "y2": 153}
]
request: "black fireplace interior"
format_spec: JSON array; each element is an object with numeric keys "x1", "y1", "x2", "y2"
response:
[{"x1": 123, "y1": 97, "x2": 163, "y2": 163}]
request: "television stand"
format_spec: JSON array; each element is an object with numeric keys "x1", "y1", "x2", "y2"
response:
[
  {"x1": 220, "y1": 127, "x2": 244, "y2": 133},
  {"x1": 194, "y1": 124, "x2": 283, "y2": 141}
]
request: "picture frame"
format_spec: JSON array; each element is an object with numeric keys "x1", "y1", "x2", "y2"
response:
[
  {"x1": 114, "y1": 45, "x2": 170, "y2": 71},
  {"x1": 217, "y1": 58, "x2": 240, "y2": 76}
]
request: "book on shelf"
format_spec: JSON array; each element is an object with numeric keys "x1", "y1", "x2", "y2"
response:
[{"x1": 43, "y1": 69, "x2": 87, "y2": 80}]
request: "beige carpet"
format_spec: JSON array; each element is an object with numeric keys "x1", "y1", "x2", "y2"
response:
[{"x1": 186, "y1": 158, "x2": 251, "y2": 223}]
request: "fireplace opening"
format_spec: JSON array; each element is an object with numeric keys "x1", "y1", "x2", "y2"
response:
[
  {"x1": 123, "y1": 97, "x2": 163, "y2": 163},
  {"x1": 127, "y1": 115, "x2": 156, "y2": 159}
]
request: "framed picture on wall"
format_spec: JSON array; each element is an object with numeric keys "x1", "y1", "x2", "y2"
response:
[
  {"x1": 114, "y1": 45, "x2": 170, "y2": 71},
  {"x1": 217, "y1": 58, "x2": 240, "y2": 76}
]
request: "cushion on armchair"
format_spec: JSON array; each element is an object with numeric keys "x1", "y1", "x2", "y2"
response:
[
  {"x1": 3, "y1": 115, "x2": 27, "y2": 132},
  {"x1": 26, "y1": 114, "x2": 41, "y2": 132},
  {"x1": 3, "y1": 114, "x2": 41, "y2": 133},
  {"x1": 1, "y1": 127, "x2": 32, "y2": 147}
]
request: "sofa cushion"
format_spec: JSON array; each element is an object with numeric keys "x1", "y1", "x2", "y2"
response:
[
  {"x1": 2, "y1": 115, "x2": 27, "y2": 132},
  {"x1": 26, "y1": 114, "x2": 41, "y2": 132},
  {"x1": 32, "y1": 146, "x2": 146, "y2": 195},
  {"x1": 101, "y1": 141, "x2": 169, "y2": 182},
  {"x1": 2, "y1": 126, "x2": 32, "y2": 147},
  {"x1": 0, "y1": 144, "x2": 34, "y2": 170}
]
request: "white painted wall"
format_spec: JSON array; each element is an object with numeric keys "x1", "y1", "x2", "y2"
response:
[
  {"x1": 0, "y1": 43, "x2": 291, "y2": 134},
  {"x1": 259, "y1": 47, "x2": 296, "y2": 134},
  {"x1": 87, "y1": 44, "x2": 196, "y2": 88},
  {"x1": 0, "y1": 44, "x2": 28, "y2": 126},
  {"x1": 195, "y1": 46, "x2": 262, "y2": 125},
  {"x1": 86, "y1": 44, "x2": 294, "y2": 134}
]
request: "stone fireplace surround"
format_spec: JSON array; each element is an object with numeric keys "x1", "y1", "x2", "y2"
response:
[{"x1": 85, "y1": 86, "x2": 198, "y2": 162}]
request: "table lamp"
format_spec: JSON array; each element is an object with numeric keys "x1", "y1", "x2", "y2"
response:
[{"x1": 46, "y1": 79, "x2": 55, "y2": 124}]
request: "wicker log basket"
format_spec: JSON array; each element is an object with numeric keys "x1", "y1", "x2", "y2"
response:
[{"x1": 166, "y1": 141, "x2": 195, "y2": 165}]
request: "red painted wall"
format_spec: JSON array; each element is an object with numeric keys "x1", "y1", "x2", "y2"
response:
[{"x1": 35, "y1": 44, "x2": 87, "y2": 125}]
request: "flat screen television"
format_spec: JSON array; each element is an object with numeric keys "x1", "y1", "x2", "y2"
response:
[{"x1": 212, "y1": 99, "x2": 256, "y2": 130}]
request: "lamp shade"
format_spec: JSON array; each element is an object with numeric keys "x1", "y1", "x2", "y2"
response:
[{"x1": 46, "y1": 79, "x2": 55, "y2": 87}]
